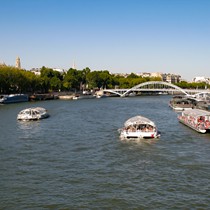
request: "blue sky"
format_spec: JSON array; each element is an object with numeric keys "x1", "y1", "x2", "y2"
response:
[{"x1": 1, "y1": 0, "x2": 210, "y2": 81}]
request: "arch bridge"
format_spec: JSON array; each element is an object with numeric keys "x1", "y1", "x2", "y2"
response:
[{"x1": 102, "y1": 81, "x2": 209, "y2": 97}]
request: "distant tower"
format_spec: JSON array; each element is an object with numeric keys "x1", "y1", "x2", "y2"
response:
[
  {"x1": 72, "y1": 60, "x2": 76, "y2": 69},
  {"x1": 16, "y1": 56, "x2": 21, "y2": 69}
]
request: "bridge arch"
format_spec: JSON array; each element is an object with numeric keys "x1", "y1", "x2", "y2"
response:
[{"x1": 122, "y1": 81, "x2": 189, "y2": 97}]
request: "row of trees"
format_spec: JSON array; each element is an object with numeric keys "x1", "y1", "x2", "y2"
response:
[{"x1": 0, "y1": 65, "x2": 209, "y2": 94}]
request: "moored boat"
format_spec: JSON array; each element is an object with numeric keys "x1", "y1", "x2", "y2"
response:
[
  {"x1": 0, "y1": 94, "x2": 28, "y2": 104},
  {"x1": 17, "y1": 107, "x2": 49, "y2": 121},
  {"x1": 178, "y1": 109, "x2": 210, "y2": 133},
  {"x1": 169, "y1": 95, "x2": 195, "y2": 111},
  {"x1": 72, "y1": 93, "x2": 96, "y2": 100},
  {"x1": 119, "y1": 115, "x2": 160, "y2": 140}
]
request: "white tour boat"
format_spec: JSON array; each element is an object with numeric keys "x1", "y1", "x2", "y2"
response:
[
  {"x1": 17, "y1": 107, "x2": 49, "y2": 121},
  {"x1": 119, "y1": 115, "x2": 160, "y2": 140},
  {"x1": 178, "y1": 109, "x2": 210, "y2": 133}
]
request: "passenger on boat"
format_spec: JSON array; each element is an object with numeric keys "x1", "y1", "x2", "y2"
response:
[
  {"x1": 205, "y1": 120, "x2": 210, "y2": 128},
  {"x1": 126, "y1": 125, "x2": 136, "y2": 132}
]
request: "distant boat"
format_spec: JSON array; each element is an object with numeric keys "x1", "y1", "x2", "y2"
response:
[
  {"x1": 0, "y1": 94, "x2": 28, "y2": 104},
  {"x1": 169, "y1": 96, "x2": 195, "y2": 111},
  {"x1": 73, "y1": 91, "x2": 96, "y2": 100},
  {"x1": 72, "y1": 94, "x2": 96, "y2": 100},
  {"x1": 178, "y1": 109, "x2": 210, "y2": 133},
  {"x1": 17, "y1": 107, "x2": 49, "y2": 121},
  {"x1": 169, "y1": 95, "x2": 210, "y2": 111},
  {"x1": 119, "y1": 115, "x2": 160, "y2": 140}
]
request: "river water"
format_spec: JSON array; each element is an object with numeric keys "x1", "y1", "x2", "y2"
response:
[{"x1": 0, "y1": 95, "x2": 210, "y2": 209}]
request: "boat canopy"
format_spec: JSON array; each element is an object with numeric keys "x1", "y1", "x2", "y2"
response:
[
  {"x1": 182, "y1": 109, "x2": 210, "y2": 118},
  {"x1": 124, "y1": 116, "x2": 155, "y2": 127}
]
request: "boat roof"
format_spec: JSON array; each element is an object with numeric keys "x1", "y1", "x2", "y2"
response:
[
  {"x1": 182, "y1": 109, "x2": 210, "y2": 117},
  {"x1": 124, "y1": 115, "x2": 156, "y2": 127},
  {"x1": 19, "y1": 107, "x2": 47, "y2": 113}
]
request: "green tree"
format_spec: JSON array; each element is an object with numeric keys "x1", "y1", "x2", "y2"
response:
[
  {"x1": 39, "y1": 66, "x2": 63, "y2": 92},
  {"x1": 63, "y1": 68, "x2": 81, "y2": 90},
  {"x1": 99, "y1": 71, "x2": 111, "y2": 89},
  {"x1": 86, "y1": 71, "x2": 100, "y2": 89},
  {"x1": 127, "y1": 73, "x2": 139, "y2": 79},
  {"x1": 50, "y1": 77, "x2": 62, "y2": 91}
]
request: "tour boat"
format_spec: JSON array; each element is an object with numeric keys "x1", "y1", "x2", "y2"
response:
[
  {"x1": 119, "y1": 115, "x2": 160, "y2": 140},
  {"x1": 17, "y1": 107, "x2": 49, "y2": 121},
  {"x1": 169, "y1": 95, "x2": 195, "y2": 111},
  {"x1": 178, "y1": 109, "x2": 210, "y2": 133},
  {"x1": 0, "y1": 94, "x2": 28, "y2": 104}
]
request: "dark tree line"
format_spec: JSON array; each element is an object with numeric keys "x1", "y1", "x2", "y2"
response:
[{"x1": 0, "y1": 65, "x2": 209, "y2": 94}]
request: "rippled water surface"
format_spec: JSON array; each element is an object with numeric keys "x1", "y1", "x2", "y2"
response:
[{"x1": 1, "y1": 96, "x2": 210, "y2": 209}]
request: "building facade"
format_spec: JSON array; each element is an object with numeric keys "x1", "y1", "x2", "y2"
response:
[{"x1": 161, "y1": 73, "x2": 181, "y2": 83}]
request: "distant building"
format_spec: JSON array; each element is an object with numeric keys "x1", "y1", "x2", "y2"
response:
[
  {"x1": 30, "y1": 67, "x2": 66, "y2": 75},
  {"x1": 193, "y1": 76, "x2": 210, "y2": 84},
  {"x1": 16, "y1": 56, "x2": 21, "y2": 69},
  {"x1": 161, "y1": 73, "x2": 181, "y2": 83},
  {"x1": 137, "y1": 72, "x2": 151, "y2": 77},
  {"x1": 151, "y1": 72, "x2": 162, "y2": 78},
  {"x1": 111, "y1": 73, "x2": 130, "y2": 77},
  {"x1": 30, "y1": 68, "x2": 41, "y2": 75},
  {"x1": 136, "y1": 72, "x2": 162, "y2": 78},
  {"x1": 53, "y1": 68, "x2": 66, "y2": 73},
  {"x1": 112, "y1": 72, "x2": 181, "y2": 82}
]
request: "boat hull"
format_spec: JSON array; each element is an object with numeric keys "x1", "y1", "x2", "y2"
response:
[
  {"x1": 73, "y1": 95, "x2": 96, "y2": 100},
  {"x1": 120, "y1": 130, "x2": 160, "y2": 140},
  {"x1": 178, "y1": 116, "x2": 206, "y2": 133},
  {"x1": 17, "y1": 113, "x2": 49, "y2": 121},
  {"x1": 169, "y1": 103, "x2": 193, "y2": 111}
]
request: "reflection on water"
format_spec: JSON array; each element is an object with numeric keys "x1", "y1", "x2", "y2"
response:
[
  {"x1": 17, "y1": 121, "x2": 42, "y2": 140},
  {"x1": 120, "y1": 137, "x2": 159, "y2": 146}
]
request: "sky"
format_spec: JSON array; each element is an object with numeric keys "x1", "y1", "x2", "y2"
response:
[{"x1": 0, "y1": 0, "x2": 210, "y2": 81}]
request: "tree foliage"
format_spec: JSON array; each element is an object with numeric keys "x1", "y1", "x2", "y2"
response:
[
  {"x1": 0, "y1": 65, "x2": 209, "y2": 94},
  {"x1": 0, "y1": 65, "x2": 40, "y2": 94}
]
